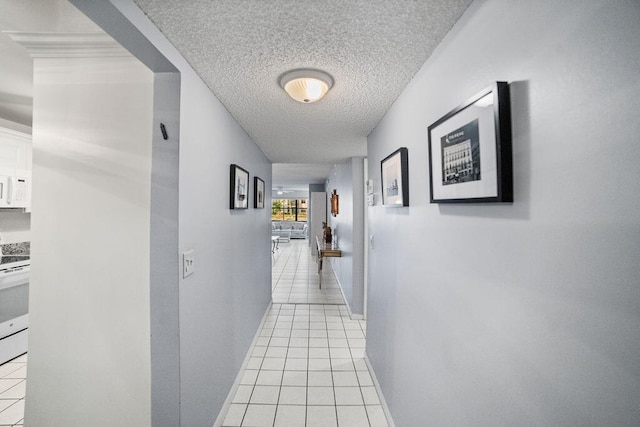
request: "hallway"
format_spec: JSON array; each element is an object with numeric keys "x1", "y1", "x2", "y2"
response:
[
  {"x1": 0, "y1": 240, "x2": 390, "y2": 427},
  {"x1": 220, "y1": 240, "x2": 388, "y2": 426},
  {"x1": 271, "y1": 239, "x2": 345, "y2": 305}
]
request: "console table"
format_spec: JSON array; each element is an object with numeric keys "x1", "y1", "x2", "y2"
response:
[
  {"x1": 272, "y1": 229, "x2": 291, "y2": 243},
  {"x1": 315, "y1": 235, "x2": 342, "y2": 288}
]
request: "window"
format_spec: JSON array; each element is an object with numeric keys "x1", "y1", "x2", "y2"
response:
[{"x1": 272, "y1": 199, "x2": 307, "y2": 221}]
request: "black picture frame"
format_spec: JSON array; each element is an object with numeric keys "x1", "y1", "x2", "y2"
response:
[
  {"x1": 230, "y1": 164, "x2": 249, "y2": 209},
  {"x1": 427, "y1": 81, "x2": 512, "y2": 203},
  {"x1": 381, "y1": 147, "x2": 409, "y2": 207},
  {"x1": 254, "y1": 176, "x2": 265, "y2": 209}
]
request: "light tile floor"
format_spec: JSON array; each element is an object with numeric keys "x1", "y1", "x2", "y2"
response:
[
  {"x1": 0, "y1": 354, "x2": 27, "y2": 427},
  {"x1": 222, "y1": 239, "x2": 389, "y2": 426},
  {"x1": 272, "y1": 239, "x2": 345, "y2": 305},
  {"x1": 220, "y1": 303, "x2": 388, "y2": 427}
]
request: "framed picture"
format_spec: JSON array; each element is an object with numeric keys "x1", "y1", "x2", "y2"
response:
[
  {"x1": 330, "y1": 189, "x2": 339, "y2": 216},
  {"x1": 254, "y1": 176, "x2": 265, "y2": 209},
  {"x1": 381, "y1": 147, "x2": 409, "y2": 207},
  {"x1": 230, "y1": 164, "x2": 249, "y2": 209},
  {"x1": 427, "y1": 81, "x2": 512, "y2": 203}
]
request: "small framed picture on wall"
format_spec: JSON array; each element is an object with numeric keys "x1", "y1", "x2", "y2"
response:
[
  {"x1": 230, "y1": 164, "x2": 249, "y2": 209},
  {"x1": 381, "y1": 147, "x2": 409, "y2": 207},
  {"x1": 254, "y1": 176, "x2": 265, "y2": 209}
]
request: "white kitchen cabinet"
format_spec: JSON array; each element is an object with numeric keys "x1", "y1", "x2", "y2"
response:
[
  {"x1": 0, "y1": 125, "x2": 32, "y2": 210},
  {"x1": 0, "y1": 126, "x2": 30, "y2": 173}
]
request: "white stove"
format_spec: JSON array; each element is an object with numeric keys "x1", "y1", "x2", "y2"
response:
[{"x1": 0, "y1": 254, "x2": 30, "y2": 364}]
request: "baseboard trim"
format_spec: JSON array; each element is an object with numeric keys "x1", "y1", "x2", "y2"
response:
[
  {"x1": 329, "y1": 259, "x2": 365, "y2": 320},
  {"x1": 364, "y1": 352, "x2": 396, "y2": 427},
  {"x1": 212, "y1": 301, "x2": 273, "y2": 427}
]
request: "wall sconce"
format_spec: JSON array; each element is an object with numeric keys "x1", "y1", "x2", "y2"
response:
[{"x1": 331, "y1": 189, "x2": 339, "y2": 217}]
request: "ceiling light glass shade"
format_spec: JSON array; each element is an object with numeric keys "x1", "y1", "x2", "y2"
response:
[{"x1": 280, "y1": 69, "x2": 334, "y2": 103}]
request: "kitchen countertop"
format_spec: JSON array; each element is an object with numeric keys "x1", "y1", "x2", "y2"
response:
[
  {"x1": 0, "y1": 242, "x2": 30, "y2": 269},
  {"x1": 0, "y1": 241, "x2": 30, "y2": 256}
]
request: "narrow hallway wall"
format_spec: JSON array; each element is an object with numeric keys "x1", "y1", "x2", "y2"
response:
[
  {"x1": 74, "y1": 1, "x2": 274, "y2": 425},
  {"x1": 366, "y1": 1, "x2": 640, "y2": 425},
  {"x1": 109, "y1": 2, "x2": 273, "y2": 426},
  {"x1": 328, "y1": 157, "x2": 366, "y2": 317}
]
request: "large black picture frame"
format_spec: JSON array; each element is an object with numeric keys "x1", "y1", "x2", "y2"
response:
[
  {"x1": 230, "y1": 164, "x2": 249, "y2": 209},
  {"x1": 427, "y1": 82, "x2": 512, "y2": 203},
  {"x1": 381, "y1": 147, "x2": 409, "y2": 207}
]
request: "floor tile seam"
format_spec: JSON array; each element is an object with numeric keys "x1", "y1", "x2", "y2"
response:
[
  {"x1": 306, "y1": 313, "x2": 331, "y2": 427},
  {"x1": 1, "y1": 362, "x2": 26, "y2": 369},
  {"x1": 0, "y1": 395, "x2": 26, "y2": 405},
  {"x1": 0, "y1": 398, "x2": 24, "y2": 416},
  {"x1": 0, "y1": 367, "x2": 23, "y2": 379},
  {"x1": 0, "y1": 382, "x2": 25, "y2": 395}
]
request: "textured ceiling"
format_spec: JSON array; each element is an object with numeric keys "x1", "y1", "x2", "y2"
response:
[
  {"x1": 0, "y1": 1, "x2": 473, "y2": 191},
  {"x1": 134, "y1": 0, "x2": 472, "y2": 185},
  {"x1": 272, "y1": 163, "x2": 334, "y2": 190}
]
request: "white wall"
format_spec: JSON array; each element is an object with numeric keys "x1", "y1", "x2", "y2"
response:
[
  {"x1": 12, "y1": 1, "x2": 272, "y2": 425},
  {"x1": 65, "y1": 2, "x2": 183, "y2": 423},
  {"x1": 366, "y1": 1, "x2": 640, "y2": 426},
  {"x1": 177, "y1": 61, "x2": 272, "y2": 426},
  {"x1": 108, "y1": 2, "x2": 273, "y2": 426},
  {"x1": 148, "y1": 72, "x2": 181, "y2": 426},
  {"x1": 0, "y1": 211, "x2": 29, "y2": 243},
  {"x1": 328, "y1": 157, "x2": 366, "y2": 316},
  {"x1": 308, "y1": 183, "x2": 326, "y2": 250},
  {"x1": 25, "y1": 45, "x2": 154, "y2": 426},
  {"x1": 310, "y1": 191, "x2": 327, "y2": 256}
]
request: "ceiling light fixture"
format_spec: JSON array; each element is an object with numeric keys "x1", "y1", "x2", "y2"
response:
[{"x1": 279, "y1": 69, "x2": 334, "y2": 103}]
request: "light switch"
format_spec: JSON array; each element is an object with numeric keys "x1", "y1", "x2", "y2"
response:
[{"x1": 183, "y1": 250, "x2": 195, "y2": 278}]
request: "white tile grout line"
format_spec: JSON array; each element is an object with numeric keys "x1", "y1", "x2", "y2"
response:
[
  {"x1": 220, "y1": 240, "x2": 387, "y2": 425},
  {"x1": 217, "y1": 303, "x2": 393, "y2": 427},
  {"x1": 0, "y1": 356, "x2": 27, "y2": 427}
]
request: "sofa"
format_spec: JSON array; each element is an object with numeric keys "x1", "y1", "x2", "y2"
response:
[{"x1": 272, "y1": 221, "x2": 308, "y2": 241}]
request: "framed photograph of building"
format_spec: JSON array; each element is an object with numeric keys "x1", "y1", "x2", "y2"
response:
[
  {"x1": 254, "y1": 176, "x2": 265, "y2": 209},
  {"x1": 230, "y1": 164, "x2": 249, "y2": 209},
  {"x1": 381, "y1": 147, "x2": 409, "y2": 207},
  {"x1": 427, "y1": 82, "x2": 512, "y2": 203}
]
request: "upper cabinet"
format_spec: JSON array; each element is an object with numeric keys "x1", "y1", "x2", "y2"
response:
[{"x1": 0, "y1": 125, "x2": 32, "y2": 210}]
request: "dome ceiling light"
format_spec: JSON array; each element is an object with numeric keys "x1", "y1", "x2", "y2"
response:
[{"x1": 279, "y1": 69, "x2": 334, "y2": 103}]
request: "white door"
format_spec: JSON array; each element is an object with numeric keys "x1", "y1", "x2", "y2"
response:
[{"x1": 310, "y1": 191, "x2": 327, "y2": 256}]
